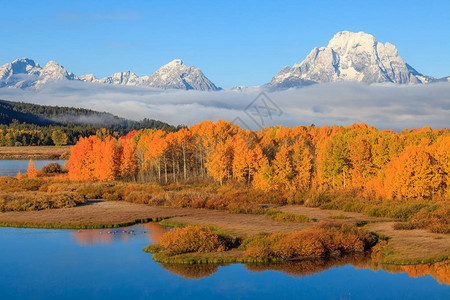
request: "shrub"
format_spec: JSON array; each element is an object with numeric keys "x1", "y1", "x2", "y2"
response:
[
  {"x1": 274, "y1": 230, "x2": 326, "y2": 257},
  {"x1": 328, "y1": 214, "x2": 349, "y2": 219},
  {"x1": 240, "y1": 233, "x2": 285, "y2": 258},
  {"x1": 241, "y1": 224, "x2": 376, "y2": 259},
  {"x1": 0, "y1": 192, "x2": 84, "y2": 211},
  {"x1": 394, "y1": 222, "x2": 416, "y2": 230},
  {"x1": 266, "y1": 209, "x2": 312, "y2": 223},
  {"x1": 40, "y1": 163, "x2": 62, "y2": 175},
  {"x1": 160, "y1": 226, "x2": 229, "y2": 255},
  {"x1": 125, "y1": 191, "x2": 154, "y2": 204}
]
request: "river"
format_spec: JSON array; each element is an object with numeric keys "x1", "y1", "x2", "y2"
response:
[
  {"x1": 0, "y1": 224, "x2": 448, "y2": 299},
  {"x1": 0, "y1": 160, "x2": 65, "y2": 177}
]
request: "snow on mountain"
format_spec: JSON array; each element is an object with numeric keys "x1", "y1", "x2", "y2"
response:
[
  {"x1": 436, "y1": 76, "x2": 450, "y2": 83},
  {"x1": 0, "y1": 58, "x2": 219, "y2": 91},
  {"x1": 266, "y1": 31, "x2": 439, "y2": 89},
  {"x1": 0, "y1": 58, "x2": 77, "y2": 88},
  {"x1": 141, "y1": 59, "x2": 219, "y2": 90},
  {"x1": 0, "y1": 58, "x2": 42, "y2": 88},
  {"x1": 98, "y1": 71, "x2": 142, "y2": 86}
]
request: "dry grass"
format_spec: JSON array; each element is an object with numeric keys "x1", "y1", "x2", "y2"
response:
[
  {"x1": 0, "y1": 145, "x2": 70, "y2": 159},
  {"x1": 0, "y1": 200, "x2": 312, "y2": 236},
  {"x1": 278, "y1": 205, "x2": 394, "y2": 224},
  {"x1": 0, "y1": 201, "x2": 192, "y2": 227},
  {"x1": 165, "y1": 210, "x2": 313, "y2": 238},
  {"x1": 366, "y1": 222, "x2": 450, "y2": 263}
]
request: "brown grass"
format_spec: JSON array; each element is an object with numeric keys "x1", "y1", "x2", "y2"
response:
[
  {"x1": 366, "y1": 222, "x2": 450, "y2": 263},
  {"x1": 278, "y1": 205, "x2": 394, "y2": 224},
  {"x1": 0, "y1": 201, "x2": 191, "y2": 227},
  {"x1": 165, "y1": 210, "x2": 313, "y2": 238},
  {"x1": 0, "y1": 200, "x2": 313, "y2": 236},
  {"x1": 0, "y1": 145, "x2": 70, "y2": 159}
]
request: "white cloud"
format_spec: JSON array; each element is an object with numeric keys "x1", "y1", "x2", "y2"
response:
[{"x1": 0, "y1": 80, "x2": 449, "y2": 131}]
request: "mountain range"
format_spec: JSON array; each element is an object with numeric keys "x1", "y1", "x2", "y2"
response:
[
  {"x1": 0, "y1": 31, "x2": 448, "y2": 91},
  {"x1": 0, "y1": 58, "x2": 220, "y2": 91}
]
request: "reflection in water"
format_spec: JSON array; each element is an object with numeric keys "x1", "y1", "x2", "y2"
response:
[
  {"x1": 1, "y1": 225, "x2": 448, "y2": 299},
  {"x1": 246, "y1": 253, "x2": 370, "y2": 278},
  {"x1": 143, "y1": 222, "x2": 168, "y2": 244},
  {"x1": 380, "y1": 261, "x2": 449, "y2": 285},
  {"x1": 72, "y1": 230, "x2": 115, "y2": 246},
  {"x1": 69, "y1": 223, "x2": 448, "y2": 285},
  {"x1": 160, "y1": 253, "x2": 449, "y2": 285},
  {"x1": 71, "y1": 223, "x2": 170, "y2": 246},
  {"x1": 161, "y1": 263, "x2": 223, "y2": 280}
]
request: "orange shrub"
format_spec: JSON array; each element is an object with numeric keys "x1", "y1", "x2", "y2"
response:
[
  {"x1": 240, "y1": 233, "x2": 285, "y2": 258},
  {"x1": 160, "y1": 226, "x2": 228, "y2": 255},
  {"x1": 242, "y1": 224, "x2": 375, "y2": 259},
  {"x1": 274, "y1": 230, "x2": 326, "y2": 257}
]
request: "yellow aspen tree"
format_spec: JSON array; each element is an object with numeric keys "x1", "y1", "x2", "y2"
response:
[
  {"x1": 292, "y1": 140, "x2": 313, "y2": 191},
  {"x1": 27, "y1": 159, "x2": 37, "y2": 178}
]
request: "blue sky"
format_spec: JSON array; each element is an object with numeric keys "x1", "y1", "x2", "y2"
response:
[{"x1": 1, "y1": 0, "x2": 449, "y2": 88}]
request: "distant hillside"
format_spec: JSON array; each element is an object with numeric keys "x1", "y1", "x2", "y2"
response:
[
  {"x1": 0, "y1": 99, "x2": 170, "y2": 129},
  {"x1": 0, "y1": 99, "x2": 174, "y2": 147}
]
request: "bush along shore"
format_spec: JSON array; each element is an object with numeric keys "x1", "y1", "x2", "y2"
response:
[{"x1": 143, "y1": 223, "x2": 378, "y2": 265}]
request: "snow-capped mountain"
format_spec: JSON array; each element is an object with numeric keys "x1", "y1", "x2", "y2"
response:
[
  {"x1": 266, "y1": 31, "x2": 438, "y2": 89},
  {"x1": 143, "y1": 59, "x2": 219, "y2": 90},
  {"x1": 0, "y1": 58, "x2": 219, "y2": 91},
  {"x1": 0, "y1": 58, "x2": 76, "y2": 88}
]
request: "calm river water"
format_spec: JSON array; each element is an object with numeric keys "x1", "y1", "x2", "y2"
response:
[
  {"x1": 0, "y1": 160, "x2": 65, "y2": 177},
  {"x1": 0, "y1": 224, "x2": 448, "y2": 300}
]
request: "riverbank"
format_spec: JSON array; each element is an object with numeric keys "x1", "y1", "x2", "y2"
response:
[
  {"x1": 0, "y1": 200, "x2": 448, "y2": 264},
  {"x1": 0, "y1": 146, "x2": 70, "y2": 160}
]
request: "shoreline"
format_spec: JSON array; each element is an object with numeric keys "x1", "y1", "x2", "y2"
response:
[
  {"x1": 1, "y1": 200, "x2": 448, "y2": 265},
  {"x1": 0, "y1": 146, "x2": 70, "y2": 160}
]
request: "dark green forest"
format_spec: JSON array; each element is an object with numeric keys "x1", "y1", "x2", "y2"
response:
[{"x1": 0, "y1": 99, "x2": 174, "y2": 146}]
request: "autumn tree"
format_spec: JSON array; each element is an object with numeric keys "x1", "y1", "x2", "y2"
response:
[
  {"x1": 206, "y1": 138, "x2": 233, "y2": 185},
  {"x1": 119, "y1": 139, "x2": 137, "y2": 179},
  {"x1": 27, "y1": 159, "x2": 37, "y2": 178},
  {"x1": 68, "y1": 136, "x2": 96, "y2": 181},
  {"x1": 272, "y1": 145, "x2": 295, "y2": 191},
  {"x1": 385, "y1": 146, "x2": 441, "y2": 199},
  {"x1": 51, "y1": 130, "x2": 68, "y2": 146},
  {"x1": 292, "y1": 139, "x2": 313, "y2": 191},
  {"x1": 321, "y1": 135, "x2": 350, "y2": 188},
  {"x1": 349, "y1": 136, "x2": 373, "y2": 187},
  {"x1": 232, "y1": 135, "x2": 251, "y2": 182}
]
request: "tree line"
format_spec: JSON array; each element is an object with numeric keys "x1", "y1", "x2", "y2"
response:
[
  {"x1": 0, "y1": 99, "x2": 175, "y2": 146},
  {"x1": 68, "y1": 121, "x2": 450, "y2": 200}
]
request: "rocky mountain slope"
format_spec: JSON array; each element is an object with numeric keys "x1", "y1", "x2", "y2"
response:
[{"x1": 266, "y1": 31, "x2": 440, "y2": 89}]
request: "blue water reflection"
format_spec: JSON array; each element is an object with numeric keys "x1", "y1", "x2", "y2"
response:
[
  {"x1": 0, "y1": 160, "x2": 65, "y2": 177},
  {"x1": 0, "y1": 225, "x2": 448, "y2": 300}
]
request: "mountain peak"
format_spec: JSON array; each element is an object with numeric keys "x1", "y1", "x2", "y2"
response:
[
  {"x1": 266, "y1": 31, "x2": 434, "y2": 89},
  {"x1": 43, "y1": 60, "x2": 62, "y2": 68},
  {"x1": 145, "y1": 59, "x2": 219, "y2": 90},
  {"x1": 167, "y1": 59, "x2": 184, "y2": 66},
  {"x1": 12, "y1": 58, "x2": 38, "y2": 67}
]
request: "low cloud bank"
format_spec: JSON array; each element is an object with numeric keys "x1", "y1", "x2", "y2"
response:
[{"x1": 0, "y1": 80, "x2": 449, "y2": 131}]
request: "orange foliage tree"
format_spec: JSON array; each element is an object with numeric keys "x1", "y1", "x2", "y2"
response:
[
  {"x1": 66, "y1": 120, "x2": 450, "y2": 201},
  {"x1": 27, "y1": 159, "x2": 37, "y2": 178}
]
